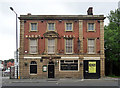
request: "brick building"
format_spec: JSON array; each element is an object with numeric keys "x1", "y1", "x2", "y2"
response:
[
  {"x1": 7, "y1": 61, "x2": 14, "y2": 68},
  {"x1": 19, "y1": 7, "x2": 105, "y2": 79}
]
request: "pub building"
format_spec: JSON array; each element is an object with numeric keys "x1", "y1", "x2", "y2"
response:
[{"x1": 18, "y1": 7, "x2": 105, "y2": 79}]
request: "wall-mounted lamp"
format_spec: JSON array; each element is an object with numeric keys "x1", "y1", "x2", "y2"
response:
[
  {"x1": 97, "y1": 51, "x2": 100, "y2": 53},
  {"x1": 97, "y1": 37, "x2": 99, "y2": 39},
  {"x1": 25, "y1": 51, "x2": 28, "y2": 53},
  {"x1": 40, "y1": 58, "x2": 43, "y2": 62},
  {"x1": 41, "y1": 20, "x2": 44, "y2": 23},
  {"x1": 24, "y1": 20, "x2": 26, "y2": 23},
  {"x1": 24, "y1": 62, "x2": 28, "y2": 66},
  {"x1": 98, "y1": 20, "x2": 100, "y2": 23},
  {"x1": 74, "y1": 20, "x2": 77, "y2": 22},
  {"x1": 80, "y1": 62, "x2": 83, "y2": 66},
  {"x1": 59, "y1": 20, "x2": 62, "y2": 22}
]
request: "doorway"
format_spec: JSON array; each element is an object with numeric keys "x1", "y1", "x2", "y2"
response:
[
  {"x1": 84, "y1": 60, "x2": 100, "y2": 79},
  {"x1": 48, "y1": 61, "x2": 54, "y2": 78}
]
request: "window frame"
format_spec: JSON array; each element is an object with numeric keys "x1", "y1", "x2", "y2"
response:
[
  {"x1": 65, "y1": 22, "x2": 73, "y2": 31},
  {"x1": 29, "y1": 61, "x2": 37, "y2": 75},
  {"x1": 47, "y1": 23, "x2": 55, "y2": 31},
  {"x1": 87, "y1": 38, "x2": 96, "y2": 54},
  {"x1": 29, "y1": 22, "x2": 38, "y2": 32},
  {"x1": 65, "y1": 38, "x2": 74, "y2": 54},
  {"x1": 87, "y1": 22, "x2": 96, "y2": 32},
  {"x1": 29, "y1": 39, "x2": 38, "y2": 54},
  {"x1": 47, "y1": 39, "x2": 55, "y2": 54},
  {"x1": 59, "y1": 60, "x2": 79, "y2": 72}
]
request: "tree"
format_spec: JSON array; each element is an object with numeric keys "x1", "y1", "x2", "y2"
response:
[{"x1": 104, "y1": 9, "x2": 120, "y2": 75}]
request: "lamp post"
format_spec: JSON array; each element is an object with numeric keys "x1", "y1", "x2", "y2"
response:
[{"x1": 10, "y1": 7, "x2": 18, "y2": 79}]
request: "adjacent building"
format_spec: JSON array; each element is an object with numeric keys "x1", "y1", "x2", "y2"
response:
[
  {"x1": 7, "y1": 61, "x2": 14, "y2": 69},
  {"x1": 18, "y1": 7, "x2": 105, "y2": 79},
  {"x1": 0, "y1": 60, "x2": 3, "y2": 70}
]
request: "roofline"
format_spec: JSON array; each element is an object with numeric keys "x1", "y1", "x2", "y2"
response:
[{"x1": 18, "y1": 15, "x2": 106, "y2": 20}]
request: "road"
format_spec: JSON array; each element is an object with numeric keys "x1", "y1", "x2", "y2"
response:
[{"x1": 1, "y1": 77, "x2": 120, "y2": 88}]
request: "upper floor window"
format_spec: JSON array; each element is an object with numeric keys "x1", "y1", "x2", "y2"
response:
[
  {"x1": 65, "y1": 23, "x2": 73, "y2": 31},
  {"x1": 65, "y1": 39, "x2": 73, "y2": 54},
  {"x1": 30, "y1": 23, "x2": 38, "y2": 31},
  {"x1": 29, "y1": 39, "x2": 38, "y2": 54},
  {"x1": 48, "y1": 39, "x2": 55, "y2": 54},
  {"x1": 88, "y1": 23, "x2": 95, "y2": 31},
  {"x1": 88, "y1": 39, "x2": 95, "y2": 54},
  {"x1": 48, "y1": 23, "x2": 55, "y2": 31}
]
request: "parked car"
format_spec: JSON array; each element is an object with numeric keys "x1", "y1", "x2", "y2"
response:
[{"x1": 3, "y1": 69, "x2": 10, "y2": 77}]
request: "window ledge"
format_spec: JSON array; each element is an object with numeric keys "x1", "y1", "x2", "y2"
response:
[
  {"x1": 48, "y1": 53, "x2": 55, "y2": 54},
  {"x1": 30, "y1": 30, "x2": 38, "y2": 32},
  {"x1": 65, "y1": 53, "x2": 73, "y2": 54},
  {"x1": 87, "y1": 30, "x2": 96, "y2": 32},
  {"x1": 29, "y1": 53, "x2": 38, "y2": 55},
  {"x1": 30, "y1": 74, "x2": 37, "y2": 75},
  {"x1": 87, "y1": 53, "x2": 96, "y2": 55},
  {"x1": 47, "y1": 30, "x2": 55, "y2": 31},
  {"x1": 65, "y1": 30, "x2": 73, "y2": 32}
]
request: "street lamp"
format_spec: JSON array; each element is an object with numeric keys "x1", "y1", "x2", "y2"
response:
[{"x1": 10, "y1": 7, "x2": 18, "y2": 79}]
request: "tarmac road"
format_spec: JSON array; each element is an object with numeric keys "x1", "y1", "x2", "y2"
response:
[{"x1": 1, "y1": 77, "x2": 120, "y2": 88}]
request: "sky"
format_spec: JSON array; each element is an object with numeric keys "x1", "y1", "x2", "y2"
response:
[{"x1": 0, "y1": 0, "x2": 119, "y2": 60}]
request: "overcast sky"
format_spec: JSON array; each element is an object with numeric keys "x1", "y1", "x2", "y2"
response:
[{"x1": 0, "y1": 0, "x2": 119, "y2": 60}]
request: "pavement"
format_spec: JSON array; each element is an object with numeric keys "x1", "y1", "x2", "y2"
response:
[{"x1": 1, "y1": 77, "x2": 120, "y2": 88}]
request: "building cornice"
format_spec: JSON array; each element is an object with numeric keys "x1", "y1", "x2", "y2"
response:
[{"x1": 18, "y1": 15, "x2": 106, "y2": 20}]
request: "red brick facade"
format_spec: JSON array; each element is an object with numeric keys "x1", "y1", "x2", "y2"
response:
[
  {"x1": 19, "y1": 8, "x2": 105, "y2": 79},
  {"x1": 24, "y1": 20, "x2": 79, "y2": 54}
]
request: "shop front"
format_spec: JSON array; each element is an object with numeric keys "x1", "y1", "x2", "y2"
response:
[{"x1": 83, "y1": 57, "x2": 100, "y2": 79}]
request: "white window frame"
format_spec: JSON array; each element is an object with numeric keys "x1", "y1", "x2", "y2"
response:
[
  {"x1": 87, "y1": 23, "x2": 96, "y2": 32},
  {"x1": 48, "y1": 23, "x2": 55, "y2": 31},
  {"x1": 29, "y1": 39, "x2": 38, "y2": 54},
  {"x1": 65, "y1": 23, "x2": 73, "y2": 31},
  {"x1": 87, "y1": 39, "x2": 96, "y2": 54},
  {"x1": 47, "y1": 39, "x2": 55, "y2": 54},
  {"x1": 30, "y1": 22, "x2": 38, "y2": 31},
  {"x1": 30, "y1": 61, "x2": 37, "y2": 75},
  {"x1": 65, "y1": 39, "x2": 73, "y2": 54}
]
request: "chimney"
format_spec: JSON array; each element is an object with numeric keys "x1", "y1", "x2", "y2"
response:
[
  {"x1": 27, "y1": 13, "x2": 31, "y2": 15},
  {"x1": 87, "y1": 7, "x2": 93, "y2": 15}
]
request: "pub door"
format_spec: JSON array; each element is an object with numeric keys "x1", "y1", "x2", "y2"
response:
[
  {"x1": 48, "y1": 64, "x2": 54, "y2": 78},
  {"x1": 84, "y1": 60, "x2": 100, "y2": 79}
]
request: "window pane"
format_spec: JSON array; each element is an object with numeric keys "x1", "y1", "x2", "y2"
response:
[
  {"x1": 66, "y1": 23, "x2": 72, "y2": 30},
  {"x1": 30, "y1": 39, "x2": 37, "y2": 54},
  {"x1": 30, "y1": 39, "x2": 37, "y2": 46},
  {"x1": 48, "y1": 23, "x2": 54, "y2": 30},
  {"x1": 66, "y1": 39, "x2": 73, "y2": 53},
  {"x1": 30, "y1": 65, "x2": 37, "y2": 74},
  {"x1": 88, "y1": 23, "x2": 94, "y2": 30},
  {"x1": 30, "y1": 46, "x2": 37, "y2": 53},
  {"x1": 48, "y1": 39, "x2": 55, "y2": 54},
  {"x1": 31, "y1": 23, "x2": 37, "y2": 31},
  {"x1": 88, "y1": 39, "x2": 95, "y2": 53}
]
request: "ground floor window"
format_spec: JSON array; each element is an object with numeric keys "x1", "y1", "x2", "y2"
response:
[
  {"x1": 30, "y1": 61, "x2": 37, "y2": 74},
  {"x1": 60, "y1": 60, "x2": 78, "y2": 71}
]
